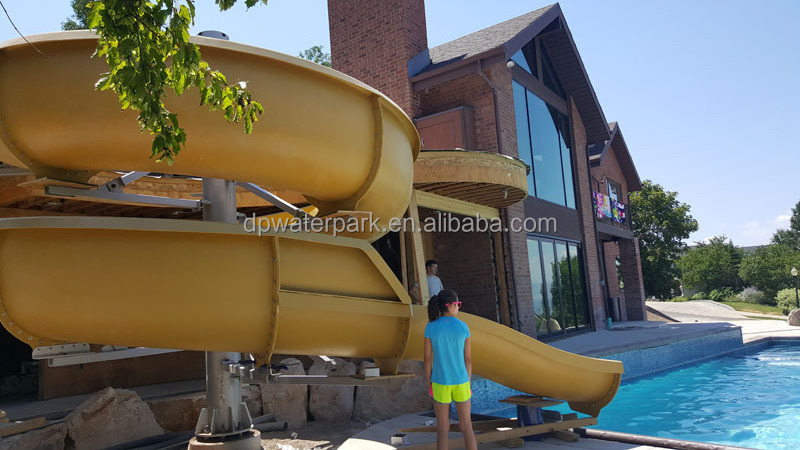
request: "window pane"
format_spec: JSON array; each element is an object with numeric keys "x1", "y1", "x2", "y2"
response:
[
  {"x1": 540, "y1": 45, "x2": 565, "y2": 99},
  {"x1": 527, "y1": 91, "x2": 565, "y2": 206},
  {"x1": 511, "y1": 40, "x2": 538, "y2": 78},
  {"x1": 556, "y1": 242, "x2": 575, "y2": 330},
  {"x1": 558, "y1": 113, "x2": 576, "y2": 209},
  {"x1": 513, "y1": 81, "x2": 535, "y2": 196},
  {"x1": 527, "y1": 238, "x2": 547, "y2": 333},
  {"x1": 540, "y1": 240, "x2": 561, "y2": 333},
  {"x1": 511, "y1": 50, "x2": 531, "y2": 74},
  {"x1": 569, "y1": 243, "x2": 590, "y2": 328}
]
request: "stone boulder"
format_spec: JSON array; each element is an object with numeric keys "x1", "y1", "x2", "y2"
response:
[
  {"x1": 261, "y1": 358, "x2": 308, "y2": 428},
  {"x1": 308, "y1": 358, "x2": 357, "y2": 422},
  {"x1": 147, "y1": 387, "x2": 263, "y2": 432},
  {"x1": 65, "y1": 387, "x2": 164, "y2": 450},
  {"x1": 788, "y1": 309, "x2": 800, "y2": 326},
  {"x1": 353, "y1": 360, "x2": 429, "y2": 420},
  {"x1": 147, "y1": 392, "x2": 206, "y2": 432},
  {"x1": 242, "y1": 384, "x2": 263, "y2": 417},
  {"x1": 0, "y1": 422, "x2": 67, "y2": 450}
]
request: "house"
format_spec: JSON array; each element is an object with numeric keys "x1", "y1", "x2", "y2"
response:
[{"x1": 328, "y1": 0, "x2": 647, "y2": 338}]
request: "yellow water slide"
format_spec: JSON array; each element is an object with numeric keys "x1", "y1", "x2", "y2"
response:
[{"x1": 0, "y1": 32, "x2": 622, "y2": 416}]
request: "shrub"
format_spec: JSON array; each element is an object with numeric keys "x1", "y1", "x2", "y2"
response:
[
  {"x1": 709, "y1": 287, "x2": 736, "y2": 302},
  {"x1": 777, "y1": 288, "x2": 799, "y2": 314},
  {"x1": 690, "y1": 292, "x2": 706, "y2": 300},
  {"x1": 670, "y1": 296, "x2": 689, "y2": 302},
  {"x1": 736, "y1": 287, "x2": 772, "y2": 305}
]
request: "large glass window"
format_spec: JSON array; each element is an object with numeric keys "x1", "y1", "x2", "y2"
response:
[
  {"x1": 528, "y1": 237, "x2": 590, "y2": 337},
  {"x1": 527, "y1": 239, "x2": 547, "y2": 333},
  {"x1": 511, "y1": 40, "x2": 538, "y2": 78},
  {"x1": 513, "y1": 81, "x2": 535, "y2": 196},
  {"x1": 513, "y1": 84, "x2": 576, "y2": 208}
]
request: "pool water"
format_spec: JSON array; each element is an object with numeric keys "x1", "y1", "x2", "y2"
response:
[{"x1": 593, "y1": 342, "x2": 800, "y2": 449}]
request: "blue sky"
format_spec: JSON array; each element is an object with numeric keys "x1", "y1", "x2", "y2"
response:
[{"x1": 1, "y1": 1, "x2": 798, "y2": 246}]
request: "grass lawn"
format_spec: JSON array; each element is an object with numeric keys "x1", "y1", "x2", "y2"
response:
[{"x1": 718, "y1": 301, "x2": 785, "y2": 316}]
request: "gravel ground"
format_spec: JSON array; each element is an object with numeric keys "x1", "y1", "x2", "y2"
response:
[{"x1": 260, "y1": 419, "x2": 374, "y2": 449}]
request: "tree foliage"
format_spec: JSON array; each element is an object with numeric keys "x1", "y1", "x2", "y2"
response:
[
  {"x1": 677, "y1": 235, "x2": 743, "y2": 294},
  {"x1": 771, "y1": 198, "x2": 800, "y2": 251},
  {"x1": 739, "y1": 244, "x2": 800, "y2": 300},
  {"x1": 630, "y1": 180, "x2": 699, "y2": 299},
  {"x1": 298, "y1": 45, "x2": 331, "y2": 67},
  {"x1": 62, "y1": 0, "x2": 92, "y2": 30},
  {"x1": 65, "y1": 1, "x2": 267, "y2": 163}
]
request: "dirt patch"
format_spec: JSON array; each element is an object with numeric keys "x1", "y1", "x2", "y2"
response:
[{"x1": 260, "y1": 419, "x2": 372, "y2": 449}]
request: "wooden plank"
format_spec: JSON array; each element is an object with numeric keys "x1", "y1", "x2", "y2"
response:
[
  {"x1": 415, "y1": 189, "x2": 499, "y2": 220},
  {"x1": 0, "y1": 416, "x2": 46, "y2": 438},
  {"x1": 492, "y1": 231, "x2": 511, "y2": 327},
  {"x1": 549, "y1": 430, "x2": 580, "y2": 442},
  {"x1": 401, "y1": 417, "x2": 597, "y2": 449},
  {"x1": 349, "y1": 372, "x2": 415, "y2": 381},
  {"x1": 400, "y1": 418, "x2": 517, "y2": 433},
  {"x1": 18, "y1": 177, "x2": 96, "y2": 190},
  {"x1": 399, "y1": 223, "x2": 408, "y2": 290},
  {"x1": 498, "y1": 437, "x2": 525, "y2": 448},
  {"x1": 408, "y1": 192, "x2": 429, "y2": 305}
]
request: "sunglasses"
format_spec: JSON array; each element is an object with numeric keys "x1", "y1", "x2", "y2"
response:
[{"x1": 446, "y1": 301, "x2": 462, "y2": 307}]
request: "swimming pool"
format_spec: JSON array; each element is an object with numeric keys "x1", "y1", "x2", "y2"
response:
[{"x1": 594, "y1": 341, "x2": 800, "y2": 449}]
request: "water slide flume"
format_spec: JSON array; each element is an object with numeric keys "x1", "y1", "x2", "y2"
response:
[{"x1": 0, "y1": 32, "x2": 622, "y2": 417}]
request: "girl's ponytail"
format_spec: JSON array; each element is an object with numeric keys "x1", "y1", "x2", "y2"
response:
[
  {"x1": 427, "y1": 289, "x2": 458, "y2": 322},
  {"x1": 428, "y1": 294, "x2": 440, "y2": 322}
]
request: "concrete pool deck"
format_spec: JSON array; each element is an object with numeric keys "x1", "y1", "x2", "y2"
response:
[
  {"x1": 340, "y1": 413, "x2": 673, "y2": 449},
  {"x1": 645, "y1": 300, "x2": 800, "y2": 344}
]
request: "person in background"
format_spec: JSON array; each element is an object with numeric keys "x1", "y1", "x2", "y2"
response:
[
  {"x1": 424, "y1": 289, "x2": 477, "y2": 450},
  {"x1": 426, "y1": 259, "x2": 443, "y2": 297}
]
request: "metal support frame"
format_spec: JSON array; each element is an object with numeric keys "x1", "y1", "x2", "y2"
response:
[
  {"x1": 98, "y1": 171, "x2": 149, "y2": 192},
  {"x1": 45, "y1": 185, "x2": 204, "y2": 209},
  {"x1": 190, "y1": 178, "x2": 260, "y2": 449},
  {"x1": 31, "y1": 344, "x2": 178, "y2": 367},
  {"x1": 225, "y1": 360, "x2": 414, "y2": 386},
  {"x1": 236, "y1": 182, "x2": 311, "y2": 219}
]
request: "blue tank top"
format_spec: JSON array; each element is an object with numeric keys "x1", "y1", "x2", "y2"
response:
[{"x1": 424, "y1": 316, "x2": 471, "y2": 385}]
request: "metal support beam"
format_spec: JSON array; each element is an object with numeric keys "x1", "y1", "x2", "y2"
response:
[
  {"x1": 45, "y1": 185, "x2": 203, "y2": 209},
  {"x1": 236, "y1": 182, "x2": 311, "y2": 219},
  {"x1": 98, "y1": 171, "x2": 149, "y2": 192}
]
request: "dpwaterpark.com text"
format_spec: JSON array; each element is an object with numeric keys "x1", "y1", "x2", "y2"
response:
[{"x1": 243, "y1": 212, "x2": 557, "y2": 236}]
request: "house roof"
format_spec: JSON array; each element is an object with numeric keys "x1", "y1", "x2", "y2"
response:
[
  {"x1": 589, "y1": 122, "x2": 642, "y2": 191},
  {"x1": 410, "y1": 3, "x2": 610, "y2": 144},
  {"x1": 423, "y1": 6, "x2": 555, "y2": 74}
]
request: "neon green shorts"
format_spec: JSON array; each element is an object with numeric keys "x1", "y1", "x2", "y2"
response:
[{"x1": 430, "y1": 382, "x2": 471, "y2": 404}]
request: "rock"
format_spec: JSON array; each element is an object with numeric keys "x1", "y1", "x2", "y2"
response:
[
  {"x1": 788, "y1": 309, "x2": 800, "y2": 326},
  {"x1": 353, "y1": 360, "x2": 429, "y2": 420},
  {"x1": 262, "y1": 358, "x2": 308, "y2": 428},
  {"x1": 65, "y1": 387, "x2": 164, "y2": 450},
  {"x1": 308, "y1": 358, "x2": 356, "y2": 422},
  {"x1": 242, "y1": 384, "x2": 263, "y2": 417},
  {"x1": 147, "y1": 392, "x2": 206, "y2": 432},
  {"x1": 147, "y1": 386, "x2": 262, "y2": 432},
  {"x1": 0, "y1": 422, "x2": 67, "y2": 450}
]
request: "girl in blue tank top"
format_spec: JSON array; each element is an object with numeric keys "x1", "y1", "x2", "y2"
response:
[{"x1": 424, "y1": 289, "x2": 477, "y2": 450}]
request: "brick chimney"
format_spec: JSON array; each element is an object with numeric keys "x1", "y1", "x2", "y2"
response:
[{"x1": 328, "y1": 0, "x2": 428, "y2": 117}]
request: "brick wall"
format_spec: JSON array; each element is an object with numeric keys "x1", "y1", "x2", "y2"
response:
[
  {"x1": 593, "y1": 144, "x2": 629, "y2": 200},
  {"x1": 619, "y1": 237, "x2": 647, "y2": 320},
  {"x1": 432, "y1": 226, "x2": 499, "y2": 322},
  {"x1": 571, "y1": 99, "x2": 605, "y2": 327},
  {"x1": 328, "y1": 0, "x2": 427, "y2": 116},
  {"x1": 418, "y1": 73, "x2": 497, "y2": 150}
]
